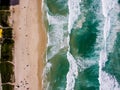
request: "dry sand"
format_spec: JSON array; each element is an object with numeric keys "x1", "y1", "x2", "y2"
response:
[{"x1": 9, "y1": 0, "x2": 47, "y2": 90}]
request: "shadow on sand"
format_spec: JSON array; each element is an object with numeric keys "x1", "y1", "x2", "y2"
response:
[{"x1": 0, "y1": 0, "x2": 19, "y2": 6}]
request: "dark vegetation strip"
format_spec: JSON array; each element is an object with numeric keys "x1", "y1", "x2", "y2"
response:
[
  {"x1": 2, "y1": 84, "x2": 14, "y2": 90},
  {"x1": 0, "y1": 1, "x2": 15, "y2": 90}
]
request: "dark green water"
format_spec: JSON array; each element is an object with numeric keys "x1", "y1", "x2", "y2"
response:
[
  {"x1": 74, "y1": 65, "x2": 99, "y2": 90},
  {"x1": 46, "y1": 49, "x2": 69, "y2": 90}
]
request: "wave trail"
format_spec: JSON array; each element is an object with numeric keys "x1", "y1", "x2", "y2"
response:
[
  {"x1": 68, "y1": 0, "x2": 81, "y2": 33},
  {"x1": 99, "y1": 0, "x2": 120, "y2": 90},
  {"x1": 66, "y1": 52, "x2": 78, "y2": 90},
  {"x1": 66, "y1": 0, "x2": 81, "y2": 90}
]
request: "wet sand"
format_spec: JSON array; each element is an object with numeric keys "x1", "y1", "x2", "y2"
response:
[{"x1": 9, "y1": 0, "x2": 47, "y2": 90}]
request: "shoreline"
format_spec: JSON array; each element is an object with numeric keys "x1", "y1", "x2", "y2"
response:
[
  {"x1": 37, "y1": 0, "x2": 47, "y2": 90},
  {"x1": 10, "y1": 0, "x2": 47, "y2": 90}
]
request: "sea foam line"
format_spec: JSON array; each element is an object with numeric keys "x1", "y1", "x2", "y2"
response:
[
  {"x1": 66, "y1": 52, "x2": 78, "y2": 90},
  {"x1": 66, "y1": 0, "x2": 81, "y2": 90},
  {"x1": 99, "y1": 51, "x2": 120, "y2": 90},
  {"x1": 99, "y1": 50, "x2": 120, "y2": 90},
  {"x1": 46, "y1": 13, "x2": 68, "y2": 61},
  {"x1": 68, "y1": 0, "x2": 81, "y2": 33},
  {"x1": 99, "y1": 0, "x2": 120, "y2": 90}
]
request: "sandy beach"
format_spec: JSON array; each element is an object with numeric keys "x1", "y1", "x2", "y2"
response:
[{"x1": 9, "y1": 0, "x2": 47, "y2": 90}]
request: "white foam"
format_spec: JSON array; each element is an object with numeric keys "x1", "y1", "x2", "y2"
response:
[
  {"x1": 46, "y1": 13, "x2": 68, "y2": 60},
  {"x1": 42, "y1": 62, "x2": 52, "y2": 79},
  {"x1": 66, "y1": 52, "x2": 78, "y2": 90},
  {"x1": 47, "y1": 13, "x2": 67, "y2": 25},
  {"x1": 66, "y1": 0, "x2": 81, "y2": 90},
  {"x1": 99, "y1": 71, "x2": 120, "y2": 90},
  {"x1": 42, "y1": 62, "x2": 52, "y2": 90},
  {"x1": 106, "y1": 1, "x2": 120, "y2": 53},
  {"x1": 41, "y1": 0, "x2": 44, "y2": 10},
  {"x1": 77, "y1": 58, "x2": 97, "y2": 72},
  {"x1": 101, "y1": 0, "x2": 115, "y2": 17},
  {"x1": 68, "y1": 0, "x2": 81, "y2": 33},
  {"x1": 74, "y1": 16, "x2": 86, "y2": 29},
  {"x1": 100, "y1": 17, "x2": 111, "y2": 70},
  {"x1": 103, "y1": 17, "x2": 110, "y2": 45},
  {"x1": 99, "y1": 0, "x2": 120, "y2": 89},
  {"x1": 99, "y1": 50, "x2": 120, "y2": 90}
]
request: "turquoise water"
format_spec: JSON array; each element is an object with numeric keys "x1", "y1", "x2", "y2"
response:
[{"x1": 43, "y1": 0, "x2": 120, "y2": 90}]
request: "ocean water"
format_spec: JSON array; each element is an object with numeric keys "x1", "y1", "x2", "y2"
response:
[{"x1": 42, "y1": 0, "x2": 120, "y2": 90}]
